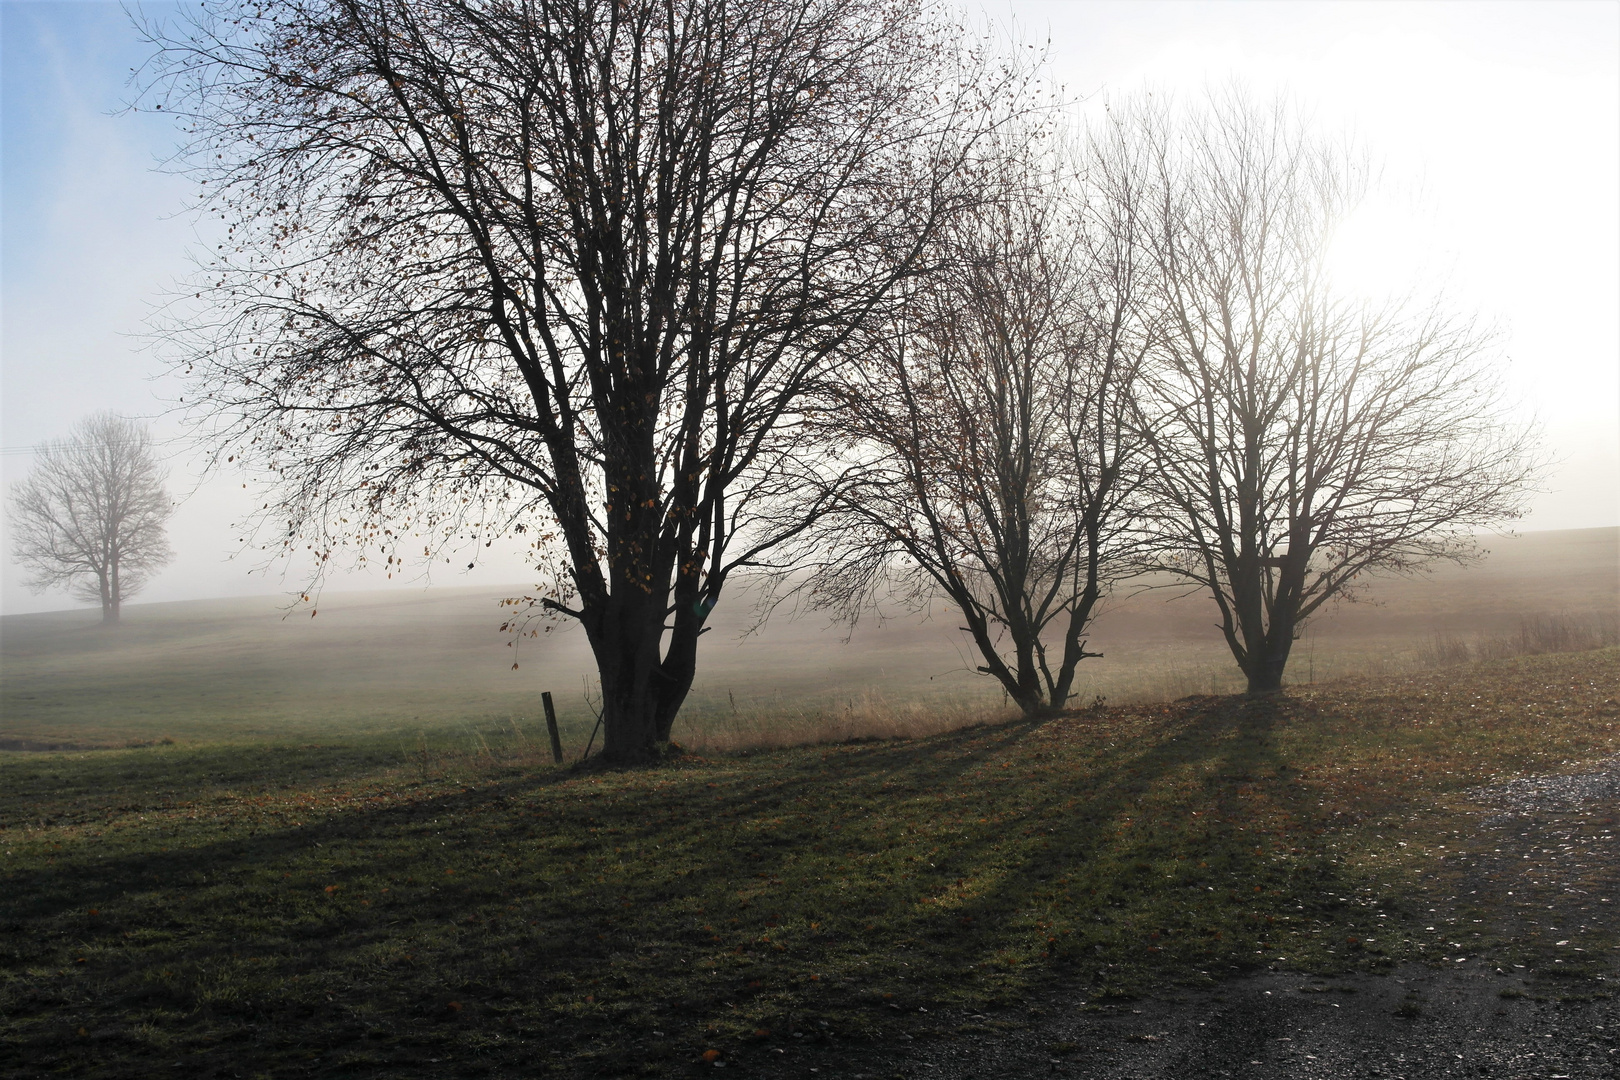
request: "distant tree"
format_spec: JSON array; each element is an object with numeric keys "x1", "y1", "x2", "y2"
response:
[
  {"x1": 143, "y1": 0, "x2": 1024, "y2": 762},
  {"x1": 8, "y1": 413, "x2": 174, "y2": 624},
  {"x1": 1127, "y1": 94, "x2": 1541, "y2": 693},
  {"x1": 788, "y1": 132, "x2": 1153, "y2": 716}
]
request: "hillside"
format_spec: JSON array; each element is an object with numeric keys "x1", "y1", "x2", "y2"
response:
[{"x1": 1, "y1": 527, "x2": 1614, "y2": 749}]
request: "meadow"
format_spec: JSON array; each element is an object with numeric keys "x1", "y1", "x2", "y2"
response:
[
  {"x1": 3, "y1": 649, "x2": 1618, "y2": 1077},
  {"x1": 1, "y1": 527, "x2": 1617, "y2": 1077},
  {"x1": 2, "y1": 528, "x2": 1614, "y2": 755}
]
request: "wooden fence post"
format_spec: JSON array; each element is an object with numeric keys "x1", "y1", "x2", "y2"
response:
[{"x1": 542, "y1": 691, "x2": 564, "y2": 764}]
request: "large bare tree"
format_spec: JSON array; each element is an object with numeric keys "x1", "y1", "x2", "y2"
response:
[
  {"x1": 1128, "y1": 94, "x2": 1541, "y2": 693},
  {"x1": 143, "y1": 0, "x2": 1020, "y2": 761},
  {"x1": 8, "y1": 413, "x2": 174, "y2": 624},
  {"x1": 788, "y1": 133, "x2": 1153, "y2": 715}
]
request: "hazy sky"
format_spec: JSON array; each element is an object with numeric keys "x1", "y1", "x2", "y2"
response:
[{"x1": 2, "y1": 0, "x2": 1617, "y2": 616}]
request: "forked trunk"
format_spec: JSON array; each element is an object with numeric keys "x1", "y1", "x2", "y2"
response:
[
  {"x1": 587, "y1": 597, "x2": 701, "y2": 764},
  {"x1": 964, "y1": 602, "x2": 1104, "y2": 718},
  {"x1": 1010, "y1": 687, "x2": 1048, "y2": 718},
  {"x1": 1219, "y1": 553, "x2": 1302, "y2": 695},
  {"x1": 1013, "y1": 638, "x2": 1045, "y2": 715},
  {"x1": 1046, "y1": 574, "x2": 1105, "y2": 710},
  {"x1": 1240, "y1": 616, "x2": 1296, "y2": 694},
  {"x1": 963, "y1": 616, "x2": 1050, "y2": 717},
  {"x1": 653, "y1": 617, "x2": 702, "y2": 744}
]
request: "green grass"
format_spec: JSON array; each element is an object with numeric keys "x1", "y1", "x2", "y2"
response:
[
  {"x1": 5, "y1": 527, "x2": 1613, "y2": 753},
  {"x1": 0, "y1": 585, "x2": 1004, "y2": 751},
  {"x1": 3, "y1": 649, "x2": 1617, "y2": 1077}
]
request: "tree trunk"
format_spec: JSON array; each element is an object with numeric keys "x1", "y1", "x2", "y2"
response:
[
  {"x1": 1243, "y1": 617, "x2": 1297, "y2": 694},
  {"x1": 995, "y1": 637, "x2": 1048, "y2": 717},
  {"x1": 587, "y1": 585, "x2": 665, "y2": 763},
  {"x1": 587, "y1": 592, "x2": 702, "y2": 764},
  {"x1": 594, "y1": 650, "x2": 696, "y2": 762},
  {"x1": 1244, "y1": 656, "x2": 1285, "y2": 693},
  {"x1": 1012, "y1": 690, "x2": 1047, "y2": 718},
  {"x1": 595, "y1": 655, "x2": 661, "y2": 764},
  {"x1": 984, "y1": 657, "x2": 1047, "y2": 717},
  {"x1": 598, "y1": 683, "x2": 657, "y2": 762},
  {"x1": 652, "y1": 615, "x2": 703, "y2": 745},
  {"x1": 99, "y1": 569, "x2": 118, "y2": 625},
  {"x1": 1047, "y1": 569, "x2": 1105, "y2": 711},
  {"x1": 1013, "y1": 636, "x2": 1045, "y2": 716}
]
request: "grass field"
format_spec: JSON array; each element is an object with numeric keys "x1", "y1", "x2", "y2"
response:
[
  {"x1": 2, "y1": 649, "x2": 1618, "y2": 1077},
  {"x1": 2, "y1": 528, "x2": 1614, "y2": 754},
  {"x1": 1, "y1": 527, "x2": 1616, "y2": 1075}
]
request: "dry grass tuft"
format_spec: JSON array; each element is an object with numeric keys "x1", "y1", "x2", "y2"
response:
[{"x1": 1419, "y1": 610, "x2": 1619, "y2": 669}]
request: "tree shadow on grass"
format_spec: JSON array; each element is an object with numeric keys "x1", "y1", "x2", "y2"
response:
[{"x1": 1, "y1": 695, "x2": 1381, "y2": 1079}]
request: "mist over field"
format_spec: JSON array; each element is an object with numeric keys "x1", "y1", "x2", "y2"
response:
[
  {"x1": 2, "y1": 3, "x2": 1617, "y2": 1077},
  {"x1": 5, "y1": 527, "x2": 1613, "y2": 755}
]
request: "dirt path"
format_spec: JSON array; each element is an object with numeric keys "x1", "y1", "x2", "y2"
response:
[{"x1": 731, "y1": 758, "x2": 1620, "y2": 1079}]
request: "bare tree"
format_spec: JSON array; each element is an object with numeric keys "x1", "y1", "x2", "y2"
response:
[
  {"x1": 143, "y1": 0, "x2": 1022, "y2": 761},
  {"x1": 8, "y1": 413, "x2": 174, "y2": 624},
  {"x1": 788, "y1": 133, "x2": 1152, "y2": 715},
  {"x1": 1128, "y1": 94, "x2": 1541, "y2": 693}
]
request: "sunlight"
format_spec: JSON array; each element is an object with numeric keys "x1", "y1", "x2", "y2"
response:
[{"x1": 1323, "y1": 196, "x2": 1447, "y2": 301}]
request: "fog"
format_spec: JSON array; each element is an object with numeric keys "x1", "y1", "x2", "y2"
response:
[{"x1": 2, "y1": 0, "x2": 1615, "y2": 617}]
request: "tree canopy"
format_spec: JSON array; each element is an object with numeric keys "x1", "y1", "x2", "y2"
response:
[
  {"x1": 9, "y1": 413, "x2": 174, "y2": 624},
  {"x1": 145, "y1": 0, "x2": 1026, "y2": 758}
]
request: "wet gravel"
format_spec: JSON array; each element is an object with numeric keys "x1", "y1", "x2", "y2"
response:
[
  {"x1": 1480, "y1": 757, "x2": 1620, "y2": 811},
  {"x1": 1461, "y1": 755, "x2": 1620, "y2": 983},
  {"x1": 718, "y1": 757, "x2": 1620, "y2": 1079}
]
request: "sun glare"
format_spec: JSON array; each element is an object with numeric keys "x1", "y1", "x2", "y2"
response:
[{"x1": 1323, "y1": 197, "x2": 1448, "y2": 301}]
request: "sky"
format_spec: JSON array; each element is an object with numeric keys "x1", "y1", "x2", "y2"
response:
[{"x1": 1, "y1": 0, "x2": 1617, "y2": 617}]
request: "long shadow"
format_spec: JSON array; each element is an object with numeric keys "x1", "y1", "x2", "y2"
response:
[
  {"x1": 1, "y1": 699, "x2": 1374, "y2": 1079},
  {"x1": 916, "y1": 694, "x2": 1315, "y2": 956}
]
